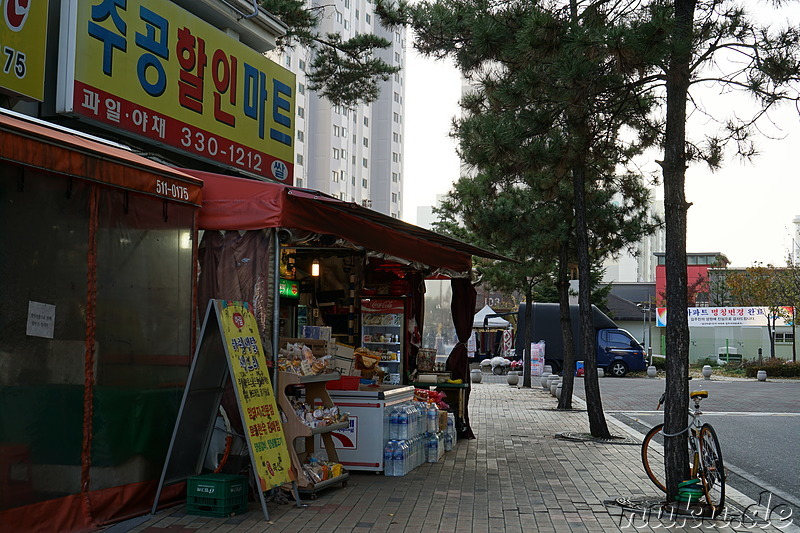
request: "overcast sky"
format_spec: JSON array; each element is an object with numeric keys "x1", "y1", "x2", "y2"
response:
[{"x1": 401, "y1": 6, "x2": 800, "y2": 268}]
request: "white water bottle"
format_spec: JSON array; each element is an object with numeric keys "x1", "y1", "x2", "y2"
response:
[
  {"x1": 427, "y1": 404, "x2": 438, "y2": 433},
  {"x1": 398, "y1": 406, "x2": 409, "y2": 440},
  {"x1": 384, "y1": 440, "x2": 396, "y2": 476},
  {"x1": 393, "y1": 440, "x2": 406, "y2": 476},
  {"x1": 390, "y1": 406, "x2": 400, "y2": 440}
]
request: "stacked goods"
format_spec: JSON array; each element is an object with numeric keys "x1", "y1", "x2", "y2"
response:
[
  {"x1": 277, "y1": 342, "x2": 334, "y2": 376},
  {"x1": 288, "y1": 398, "x2": 348, "y2": 429},
  {"x1": 301, "y1": 457, "x2": 345, "y2": 484}
]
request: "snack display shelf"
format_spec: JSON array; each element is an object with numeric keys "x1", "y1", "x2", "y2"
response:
[
  {"x1": 277, "y1": 371, "x2": 349, "y2": 494},
  {"x1": 297, "y1": 473, "x2": 350, "y2": 497}
]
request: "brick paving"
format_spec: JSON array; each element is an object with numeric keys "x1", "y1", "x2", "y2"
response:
[{"x1": 119, "y1": 374, "x2": 796, "y2": 533}]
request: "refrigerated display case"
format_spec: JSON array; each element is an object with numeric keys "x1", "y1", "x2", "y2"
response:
[{"x1": 360, "y1": 297, "x2": 405, "y2": 385}]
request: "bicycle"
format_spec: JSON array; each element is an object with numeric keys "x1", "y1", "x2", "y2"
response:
[{"x1": 641, "y1": 389, "x2": 726, "y2": 515}]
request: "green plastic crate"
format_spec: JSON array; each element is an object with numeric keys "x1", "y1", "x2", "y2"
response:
[{"x1": 186, "y1": 473, "x2": 248, "y2": 517}]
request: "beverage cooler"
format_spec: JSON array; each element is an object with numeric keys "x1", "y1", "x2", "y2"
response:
[{"x1": 360, "y1": 297, "x2": 406, "y2": 385}]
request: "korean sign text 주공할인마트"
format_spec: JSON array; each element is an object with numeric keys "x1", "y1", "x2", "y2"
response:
[{"x1": 58, "y1": 0, "x2": 295, "y2": 182}]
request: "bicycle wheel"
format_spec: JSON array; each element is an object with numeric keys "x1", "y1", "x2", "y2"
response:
[
  {"x1": 641, "y1": 423, "x2": 667, "y2": 492},
  {"x1": 698, "y1": 423, "x2": 726, "y2": 513}
]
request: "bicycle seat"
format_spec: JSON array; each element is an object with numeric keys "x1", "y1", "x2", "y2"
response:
[{"x1": 690, "y1": 390, "x2": 708, "y2": 399}]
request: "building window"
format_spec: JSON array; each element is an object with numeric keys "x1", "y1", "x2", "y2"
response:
[
  {"x1": 336, "y1": 12, "x2": 343, "y2": 23},
  {"x1": 341, "y1": 127, "x2": 347, "y2": 137},
  {"x1": 355, "y1": 9, "x2": 359, "y2": 18},
  {"x1": 393, "y1": 132, "x2": 399, "y2": 143},
  {"x1": 297, "y1": 130, "x2": 304, "y2": 142},
  {"x1": 362, "y1": 178, "x2": 368, "y2": 188},
  {"x1": 332, "y1": 171, "x2": 338, "y2": 182},
  {"x1": 284, "y1": 55, "x2": 291, "y2": 68},
  {"x1": 341, "y1": 149, "x2": 347, "y2": 160},
  {"x1": 392, "y1": 152, "x2": 399, "y2": 163},
  {"x1": 344, "y1": 20, "x2": 349, "y2": 29},
  {"x1": 392, "y1": 172, "x2": 398, "y2": 183},
  {"x1": 776, "y1": 333, "x2": 795, "y2": 343},
  {"x1": 298, "y1": 83, "x2": 305, "y2": 95},
  {"x1": 298, "y1": 106, "x2": 305, "y2": 118},
  {"x1": 391, "y1": 193, "x2": 397, "y2": 203},
  {"x1": 394, "y1": 72, "x2": 400, "y2": 82},
  {"x1": 299, "y1": 59, "x2": 306, "y2": 72},
  {"x1": 395, "y1": 52, "x2": 400, "y2": 63},
  {"x1": 333, "y1": 125, "x2": 340, "y2": 137},
  {"x1": 393, "y1": 112, "x2": 399, "y2": 123},
  {"x1": 333, "y1": 147, "x2": 340, "y2": 159},
  {"x1": 362, "y1": 157, "x2": 368, "y2": 168},
  {"x1": 351, "y1": 175, "x2": 356, "y2": 186},
  {"x1": 363, "y1": 137, "x2": 369, "y2": 147},
  {"x1": 364, "y1": 116, "x2": 369, "y2": 126},
  {"x1": 352, "y1": 155, "x2": 356, "y2": 165},
  {"x1": 344, "y1": 0, "x2": 349, "y2": 7},
  {"x1": 296, "y1": 177, "x2": 304, "y2": 187},
  {"x1": 296, "y1": 154, "x2": 304, "y2": 165},
  {"x1": 366, "y1": 13, "x2": 371, "y2": 23}
]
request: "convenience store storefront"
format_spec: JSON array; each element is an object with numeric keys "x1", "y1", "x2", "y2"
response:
[{"x1": 0, "y1": 111, "x2": 203, "y2": 532}]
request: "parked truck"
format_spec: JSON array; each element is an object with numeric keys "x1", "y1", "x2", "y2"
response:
[{"x1": 516, "y1": 303, "x2": 647, "y2": 377}]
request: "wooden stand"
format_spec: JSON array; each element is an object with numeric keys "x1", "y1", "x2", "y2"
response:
[{"x1": 277, "y1": 372, "x2": 350, "y2": 497}]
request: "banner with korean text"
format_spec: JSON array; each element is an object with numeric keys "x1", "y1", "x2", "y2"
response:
[
  {"x1": 57, "y1": 0, "x2": 295, "y2": 182},
  {"x1": 216, "y1": 300, "x2": 293, "y2": 490},
  {"x1": 656, "y1": 306, "x2": 794, "y2": 328}
]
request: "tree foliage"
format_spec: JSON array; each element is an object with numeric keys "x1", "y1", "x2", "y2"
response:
[
  {"x1": 262, "y1": 0, "x2": 399, "y2": 106},
  {"x1": 727, "y1": 263, "x2": 790, "y2": 359},
  {"x1": 651, "y1": 0, "x2": 800, "y2": 503},
  {"x1": 386, "y1": 0, "x2": 660, "y2": 430}
]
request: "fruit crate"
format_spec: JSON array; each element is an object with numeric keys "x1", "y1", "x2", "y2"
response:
[{"x1": 186, "y1": 473, "x2": 248, "y2": 517}]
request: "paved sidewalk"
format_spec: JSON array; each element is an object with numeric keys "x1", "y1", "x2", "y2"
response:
[{"x1": 119, "y1": 375, "x2": 796, "y2": 533}]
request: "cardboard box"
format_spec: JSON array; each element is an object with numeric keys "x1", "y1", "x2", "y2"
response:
[
  {"x1": 438, "y1": 410, "x2": 448, "y2": 432},
  {"x1": 330, "y1": 343, "x2": 357, "y2": 376}
]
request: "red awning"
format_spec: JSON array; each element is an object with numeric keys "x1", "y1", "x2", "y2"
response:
[
  {"x1": 188, "y1": 169, "x2": 508, "y2": 273},
  {"x1": 0, "y1": 111, "x2": 203, "y2": 206}
]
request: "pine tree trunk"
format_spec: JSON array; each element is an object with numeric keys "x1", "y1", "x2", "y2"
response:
[
  {"x1": 558, "y1": 242, "x2": 574, "y2": 410},
  {"x1": 573, "y1": 163, "x2": 610, "y2": 438},
  {"x1": 523, "y1": 284, "x2": 534, "y2": 388},
  {"x1": 662, "y1": 0, "x2": 696, "y2": 502}
]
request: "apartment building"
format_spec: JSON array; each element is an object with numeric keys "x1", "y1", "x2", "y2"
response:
[{"x1": 276, "y1": 0, "x2": 406, "y2": 218}]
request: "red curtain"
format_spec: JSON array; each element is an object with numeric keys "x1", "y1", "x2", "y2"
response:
[{"x1": 445, "y1": 278, "x2": 477, "y2": 439}]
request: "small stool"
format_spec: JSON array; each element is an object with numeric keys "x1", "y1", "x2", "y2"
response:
[{"x1": 0, "y1": 444, "x2": 34, "y2": 508}]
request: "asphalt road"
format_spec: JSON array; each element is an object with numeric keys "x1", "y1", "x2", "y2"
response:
[{"x1": 569, "y1": 375, "x2": 800, "y2": 523}]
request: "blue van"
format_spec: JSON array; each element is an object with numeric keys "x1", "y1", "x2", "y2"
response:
[{"x1": 516, "y1": 303, "x2": 647, "y2": 377}]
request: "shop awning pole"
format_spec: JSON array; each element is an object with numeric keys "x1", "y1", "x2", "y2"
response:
[{"x1": 272, "y1": 229, "x2": 281, "y2": 392}]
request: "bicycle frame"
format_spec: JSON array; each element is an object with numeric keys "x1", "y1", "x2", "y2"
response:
[{"x1": 643, "y1": 390, "x2": 726, "y2": 514}]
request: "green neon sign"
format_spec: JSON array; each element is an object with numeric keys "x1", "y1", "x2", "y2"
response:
[{"x1": 279, "y1": 278, "x2": 300, "y2": 299}]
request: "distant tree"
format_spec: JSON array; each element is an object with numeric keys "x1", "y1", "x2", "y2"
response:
[
  {"x1": 262, "y1": 0, "x2": 399, "y2": 106},
  {"x1": 779, "y1": 257, "x2": 800, "y2": 362},
  {"x1": 728, "y1": 264, "x2": 790, "y2": 359}
]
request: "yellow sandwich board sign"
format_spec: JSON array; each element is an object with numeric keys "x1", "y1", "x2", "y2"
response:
[
  {"x1": 216, "y1": 300, "x2": 293, "y2": 490},
  {"x1": 154, "y1": 299, "x2": 296, "y2": 521}
]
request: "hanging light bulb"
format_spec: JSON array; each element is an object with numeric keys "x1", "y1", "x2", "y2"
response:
[{"x1": 311, "y1": 259, "x2": 320, "y2": 277}]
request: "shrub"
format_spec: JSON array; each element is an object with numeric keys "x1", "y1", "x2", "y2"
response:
[
  {"x1": 743, "y1": 359, "x2": 800, "y2": 378},
  {"x1": 650, "y1": 357, "x2": 667, "y2": 370}
]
